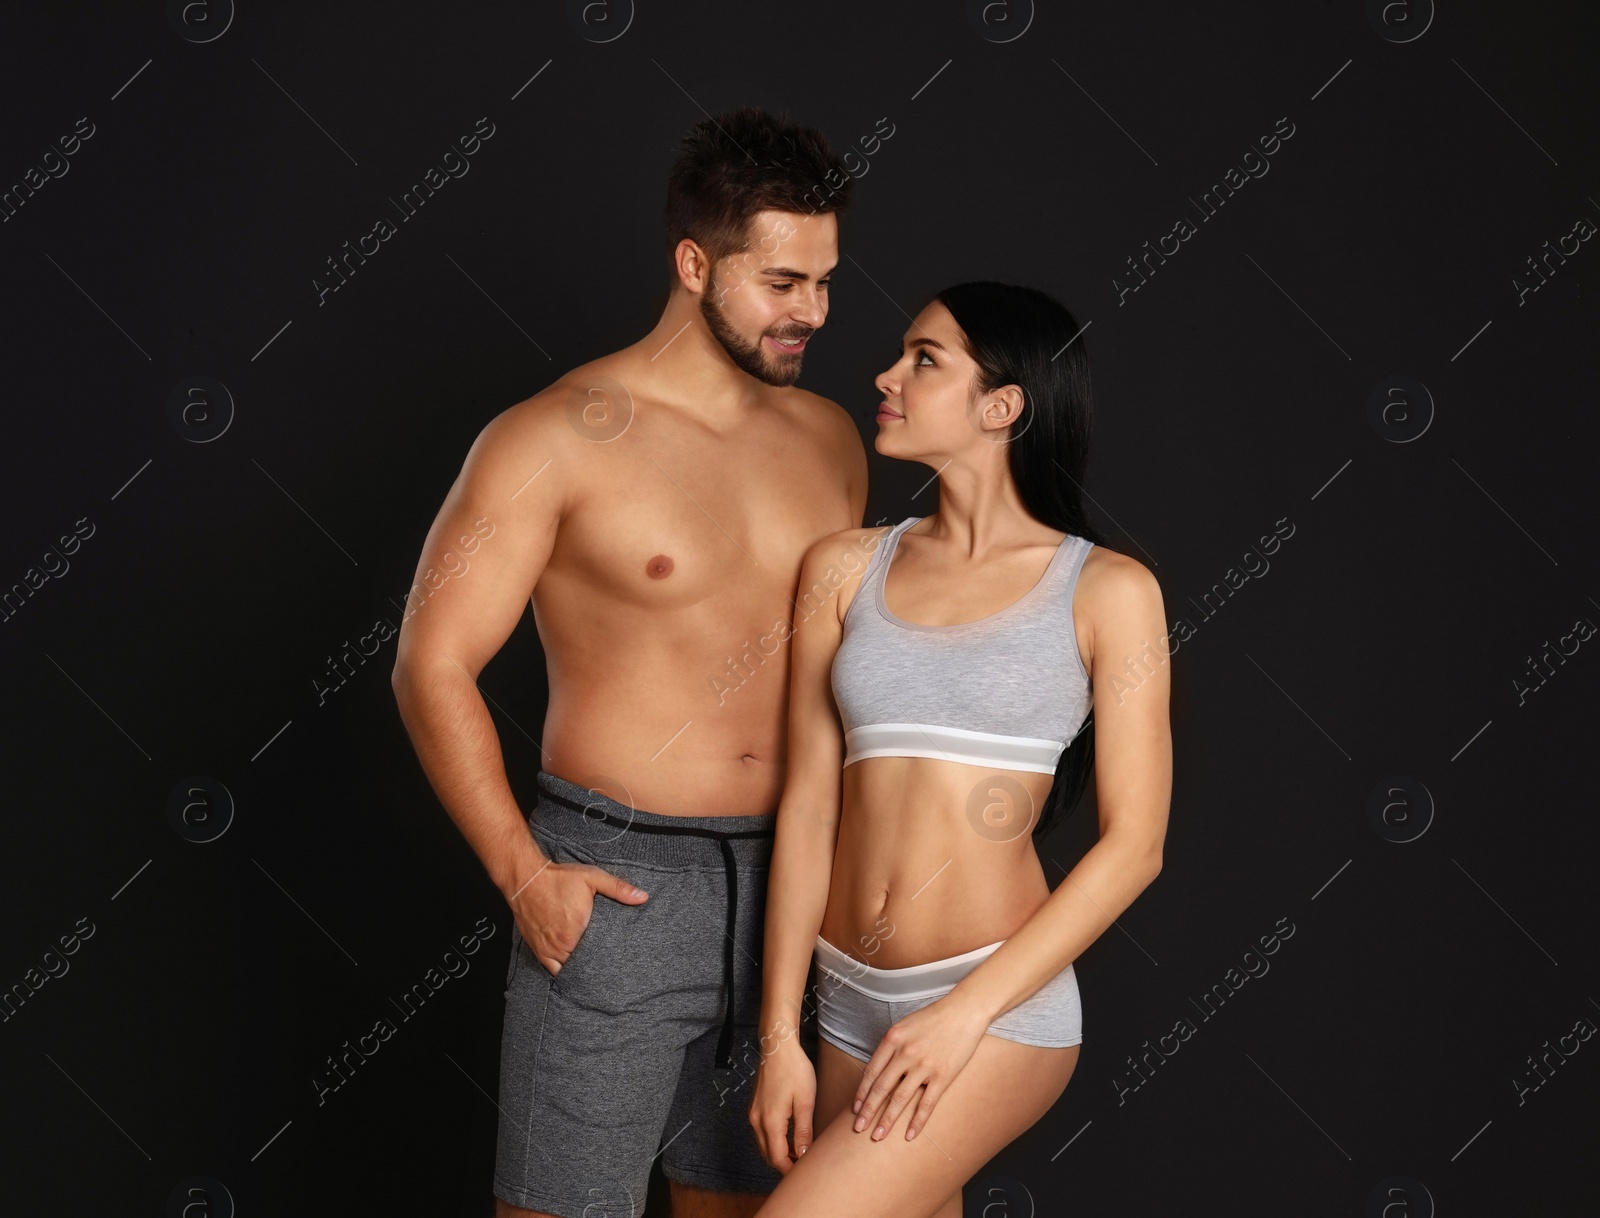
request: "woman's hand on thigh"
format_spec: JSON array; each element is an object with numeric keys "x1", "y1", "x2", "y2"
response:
[{"x1": 853, "y1": 995, "x2": 989, "y2": 1141}]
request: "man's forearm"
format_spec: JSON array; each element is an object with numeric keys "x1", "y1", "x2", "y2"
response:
[
  {"x1": 757, "y1": 806, "x2": 837, "y2": 1049},
  {"x1": 391, "y1": 658, "x2": 547, "y2": 900}
]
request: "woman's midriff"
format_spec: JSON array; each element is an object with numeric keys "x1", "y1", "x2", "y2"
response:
[{"x1": 818, "y1": 756, "x2": 1056, "y2": 970}]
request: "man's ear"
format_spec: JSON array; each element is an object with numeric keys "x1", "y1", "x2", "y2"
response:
[{"x1": 674, "y1": 238, "x2": 712, "y2": 294}]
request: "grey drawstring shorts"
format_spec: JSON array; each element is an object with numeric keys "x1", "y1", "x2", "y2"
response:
[{"x1": 493, "y1": 770, "x2": 782, "y2": 1217}]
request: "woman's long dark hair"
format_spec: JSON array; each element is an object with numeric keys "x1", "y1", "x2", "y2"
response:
[{"x1": 933, "y1": 281, "x2": 1109, "y2": 843}]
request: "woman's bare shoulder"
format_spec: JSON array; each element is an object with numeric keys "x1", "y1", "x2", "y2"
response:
[
  {"x1": 1077, "y1": 543, "x2": 1166, "y2": 651},
  {"x1": 797, "y1": 523, "x2": 898, "y2": 625}
]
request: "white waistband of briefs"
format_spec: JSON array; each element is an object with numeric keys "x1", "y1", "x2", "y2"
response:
[
  {"x1": 842, "y1": 723, "x2": 1066, "y2": 774},
  {"x1": 814, "y1": 934, "x2": 1005, "y2": 1002}
]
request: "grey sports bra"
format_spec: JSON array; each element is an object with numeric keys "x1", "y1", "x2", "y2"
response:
[{"x1": 830, "y1": 516, "x2": 1094, "y2": 773}]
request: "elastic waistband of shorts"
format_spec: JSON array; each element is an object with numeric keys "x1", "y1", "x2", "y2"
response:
[
  {"x1": 814, "y1": 934, "x2": 1008, "y2": 1002},
  {"x1": 531, "y1": 770, "x2": 777, "y2": 869}
]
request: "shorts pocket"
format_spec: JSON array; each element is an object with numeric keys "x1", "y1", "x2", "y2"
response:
[
  {"x1": 511, "y1": 831, "x2": 600, "y2": 986},
  {"x1": 553, "y1": 887, "x2": 612, "y2": 979},
  {"x1": 506, "y1": 922, "x2": 523, "y2": 992}
]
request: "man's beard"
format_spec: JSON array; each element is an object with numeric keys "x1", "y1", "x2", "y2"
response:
[{"x1": 700, "y1": 289, "x2": 810, "y2": 388}]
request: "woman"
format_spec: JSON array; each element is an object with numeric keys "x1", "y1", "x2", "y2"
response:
[{"x1": 748, "y1": 281, "x2": 1172, "y2": 1217}]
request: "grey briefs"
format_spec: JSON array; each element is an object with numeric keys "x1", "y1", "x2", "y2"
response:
[
  {"x1": 813, "y1": 933, "x2": 1083, "y2": 1063},
  {"x1": 493, "y1": 770, "x2": 781, "y2": 1217}
]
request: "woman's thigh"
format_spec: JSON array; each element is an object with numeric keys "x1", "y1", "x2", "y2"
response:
[
  {"x1": 815, "y1": 1039, "x2": 868, "y2": 1133},
  {"x1": 816, "y1": 1042, "x2": 963, "y2": 1218},
  {"x1": 756, "y1": 1035, "x2": 1080, "y2": 1218}
]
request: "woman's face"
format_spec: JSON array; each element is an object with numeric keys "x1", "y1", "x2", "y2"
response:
[{"x1": 872, "y1": 301, "x2": 1016, "y2": 461}]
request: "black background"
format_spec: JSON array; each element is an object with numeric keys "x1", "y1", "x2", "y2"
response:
[{"x1": 1, "y1": 1, "x2": 1597, "y2": 1215}]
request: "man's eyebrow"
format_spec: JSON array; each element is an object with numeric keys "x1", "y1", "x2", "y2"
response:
[{"x1": 757, "y1": 265, "x2": 837, "y2": 280}]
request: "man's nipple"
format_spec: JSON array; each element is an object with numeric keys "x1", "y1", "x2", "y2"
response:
[{"x1": 646, "y1": 554, "x2": 674, "y2": 580}]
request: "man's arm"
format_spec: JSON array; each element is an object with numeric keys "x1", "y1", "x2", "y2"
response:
[
  {"x1": 833, "y1": 399, "x2": 869, "y2": 528},
  {"x1": 810, "y1": 391, "x2": 869, "y2": 529},
  {"x1": 389, "y1": 396, "x2": 571, "y2": 910}
]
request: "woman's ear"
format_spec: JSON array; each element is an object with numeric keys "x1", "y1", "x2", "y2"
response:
[{"x1": 978, "y1": 383, "x2": 1027, "y2": 433}]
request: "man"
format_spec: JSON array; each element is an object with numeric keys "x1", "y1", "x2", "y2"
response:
[{"x1": 390, "y1": 106, "x2": 865, "y2": 1218}]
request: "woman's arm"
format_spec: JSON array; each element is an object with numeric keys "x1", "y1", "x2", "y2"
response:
[
  {"x1": 749, "y1": 529, "x2": 872, "y2": 1167},
  {"x1": 949, "y1": 550, "x2": 1171, "y2": 1020},
  {"x1": 851, "y1": 550, "x2": 1172, "y2": 1140},
  {"x1": 757, "y1": 532, "x2": 853, "y2": 1051}
]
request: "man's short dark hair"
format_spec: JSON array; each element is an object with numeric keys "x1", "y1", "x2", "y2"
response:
[{"x1": 663, "y1": 106, "x2": 854, "y2": 284}]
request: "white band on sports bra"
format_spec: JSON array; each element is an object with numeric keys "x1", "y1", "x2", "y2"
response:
[{"x1": 841, "y1": 722, "x2": 1067, "y2": 774}]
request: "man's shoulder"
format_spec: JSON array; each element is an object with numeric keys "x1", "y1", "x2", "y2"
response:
[
  {"x1": 459, "y1": 363, "x2": 630, "y2": 511},
  {"x1": 768, "y1": 388, "x2": 865, "y2": 488},
  {"x1": 483, "y1": 359, "x2": 629, "y2": 448},
  {"x1": 774, "y1": 385, "x2": 858, "y2": 438}
]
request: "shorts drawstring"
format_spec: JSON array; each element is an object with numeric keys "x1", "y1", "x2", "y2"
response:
[{"x1": 716, "y1": 838, "x2": 739, "y2": 1069}]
